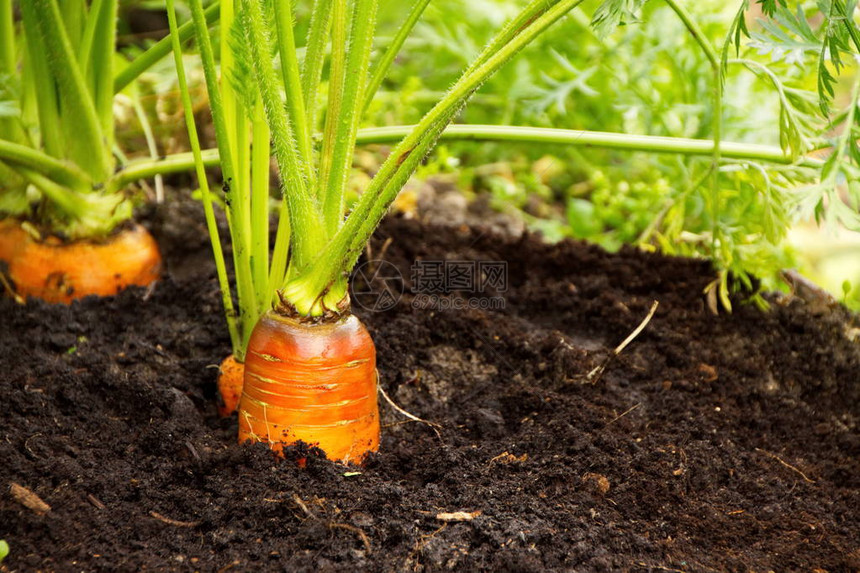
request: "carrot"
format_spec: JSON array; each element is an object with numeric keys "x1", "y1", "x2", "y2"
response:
[
  {"x1": 217, "y1": 354, "x2": 244, "y2": 417},
  {"x1": 171, "y1": 0, "x2": 587, "y2": 465},
  {"x1": 0, "y1": 219, "x2": 162, "y2": 303},
  {"x1": 238, "y1": 310, "x2": 380, "y2": 465}
]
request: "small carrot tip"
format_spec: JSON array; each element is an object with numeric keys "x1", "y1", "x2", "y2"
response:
[{"x1": 217, "y1": 355, "x2": 244, "y2": 417}]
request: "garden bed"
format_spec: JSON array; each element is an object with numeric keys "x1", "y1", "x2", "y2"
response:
[{"x1": 1, "y1": 192, "x2": 858, "y2": 572}]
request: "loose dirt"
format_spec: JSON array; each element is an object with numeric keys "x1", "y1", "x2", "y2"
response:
[{"x1": 1, "y1": 193, "x2": 858, "y2": 572}]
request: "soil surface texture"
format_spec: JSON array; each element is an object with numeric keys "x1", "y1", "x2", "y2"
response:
[{"x1": 1, "y1": 193, "x2": 858, "y2": 572}]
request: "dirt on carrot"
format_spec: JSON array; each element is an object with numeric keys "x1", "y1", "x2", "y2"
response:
[{"x1": 0, "y1": 192, "x2": 857, "y2": 572}]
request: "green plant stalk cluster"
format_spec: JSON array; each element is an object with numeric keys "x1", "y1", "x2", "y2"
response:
[
  {"x1": 166, "y1": 0, "x2": 240, "y2": 354},
  {"x1": 12, "y1": 0, "x2": 118, "y2": 236},
  {"x1": 0, "y1": 0, "x2": 228, "y2": 240},
  {"x1": 196, "y1": 0, "x2": 617, "y2": 320},
  {"x1": 172, "y1": 0, "x2": 426, "y2": 351},
  {"x1": 165, "y1": 0, "x2": 856, "y2": 356}
]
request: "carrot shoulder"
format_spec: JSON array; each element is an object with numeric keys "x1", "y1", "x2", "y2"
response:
[
  {"x1": 239, "y1": 311, "x2": 380, "y2": 465},
  {"x1": 0, "y1": 220, "x2": 161, "y2": 303}
]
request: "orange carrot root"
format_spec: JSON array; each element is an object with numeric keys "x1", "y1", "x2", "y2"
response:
[
  {"x1": 0, "y1": 220, "x2": 162, "y2": 303},
  {"x1": 239, "y1": 310, "x2": 380, "y2": 465},
  {"x1": 217, "y1": 354, "x2": 245, "y2": 417}
]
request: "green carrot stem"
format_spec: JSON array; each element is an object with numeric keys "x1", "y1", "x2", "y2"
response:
[
  {"x1": 61, "y1": 0, "x2": 85, "y2": 52},
  {"x1": 0, "y1": 0, "x2": 13, "y2": 75},
  {"x1": 114, "y1": 125, "x2": 814, "y2": 187},
  {"x1": 301, "y1": 0, "x2": 334, "y2": 135},
  {"x1": 188, "y1": 0, "x2": 257, "y2": 332},
  {"x1": 463, "y1": 0, "x2": 564, "y2": 76},
  {"x1": 91, "y1": 0, "x2": 118, "y2": 150},
  {"x1": 317, "y1": 0, "x2": 348, "y2": 211},
  {"x1": 232, "y1": 101, "x2": 260, "y2": 336},
  {"x1": 17, "y1": 168, "x2": 89, "y2": 217},
  {"x1": 113, "y1": 1, "x2": 221, "y2": 94},
  {"x1": 218, "y1": 0, "x2": 257, "y2": 343},
  {"x1": 662, "y1": 0, "x2": 722, "y2": 249},
  {"x1": 273, "y1": 0, "x2": 313, "y2": 187},
  {"x1": 363, "y1": 0, "x2": 430, "y2": 113},
  {"x1": 242, "y1": 0, "x2": 324, "y2": 276},
  {"x1": 20, "y1": 6, "x2": 65, "y2": 160},
  {"x1": 0, "y1": 0, "x2": 15, "y2": 141},
  {"x1": 78, "y1": 0, "x2": 106, "y2": 75},
  {"x1": 320, "y1": 0, "x2": 378, "y2": 234},
  {"x1": 268, "y1": 200, "x2": 291, "y2": 307},
  {"x1": 219, "y1": 0, "x2": 238, "y2": 172},
  {"x1": 284, "y1": 0, "x2": 589, "y2": 315},
  {"x1": 0, "y1": 139, "x2": 92, "y2": 190},
  {"x1": 356, "y1": 125, "x2": 803, "y2": 163},
  {"x1": 21, "y1": 0, "x2": 111, "y2": 181},
  {"x1": 250, "y1": 101, "x2": 271, "y2": 322},
  {"x1": 166, "y1": 0, "x2": 241, "y2": 356},
  {"x1": 130, "y1": 89, "x2": 165, "y2": 202}
]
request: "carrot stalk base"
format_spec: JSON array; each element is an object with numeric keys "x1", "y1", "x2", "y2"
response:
[
  {"x1": 0, "y1": 219, "x2": 162, "y2": 303},
  {"x1": 239, "y1": 310, "x2": 380, "y2": 465}
]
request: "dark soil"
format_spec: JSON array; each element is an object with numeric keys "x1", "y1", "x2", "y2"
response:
[{"x1": 1, "y1": 192, "x2": 858, "y2": 572}]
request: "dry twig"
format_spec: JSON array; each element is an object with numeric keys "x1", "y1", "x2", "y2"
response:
[
  {"x1": 87, "y1": 494, "x2": 106, "y2": 510},
  {"x1": 292, "y1": 494, "x2": 313, "y2": 517},
  {"x1": 489, "y1": 451, "x2": 528, "y2": 465},
  {"x1": 606, "y1": 403, "x2": 641, "y2": 426},
  {"x1": 149, "y1": 511, "x2": 201, "y2": 527},
  {"x1": 9, "y1": 482, "x2": 51, "y2": 515},
  {"x1": 436, "y1": 510, "x2": 481, "y2": 522}
]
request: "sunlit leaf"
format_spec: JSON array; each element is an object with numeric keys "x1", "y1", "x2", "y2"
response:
[{"x1": 591, "y1": 0, "x2": 650, "y2": 38}]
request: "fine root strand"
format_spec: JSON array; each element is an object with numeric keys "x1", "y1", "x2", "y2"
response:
[
  {"x1": 755, "y1": 448, "x2": 816, "y2": 484},
  {"x1": 377, "y1": 373, "x2": 443, "y2": 442},
  {"x1": 329, "y1": 522, "x2": 372, "y2": 554},
  {"x1": 149, "y1": 511, "x2": 201, "y2": 527},
  {"x1": 586, "y1": 300, "x2": 659, "y2": 384}
]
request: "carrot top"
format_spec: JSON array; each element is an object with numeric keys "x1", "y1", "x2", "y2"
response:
[
  {"x1": 170, "y1": 0, "x2": 590, "y2": 361},
  {"x1": 0, "y1": 0, "x2": 222, "y2": 240}
]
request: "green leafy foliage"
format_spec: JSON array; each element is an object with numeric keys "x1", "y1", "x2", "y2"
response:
[
  {"x1": 728, "y1": 0, "x2": 860, "y2": 115},
  {"x1": 371, "y1": 0, "x2": 858, "y2": 304},
  {"x1": 591, "y1": 0, "x2": 650, "y2": 37},
  {"x1": 758, "y1": 0, "x2": 789, "y2": 17}
]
